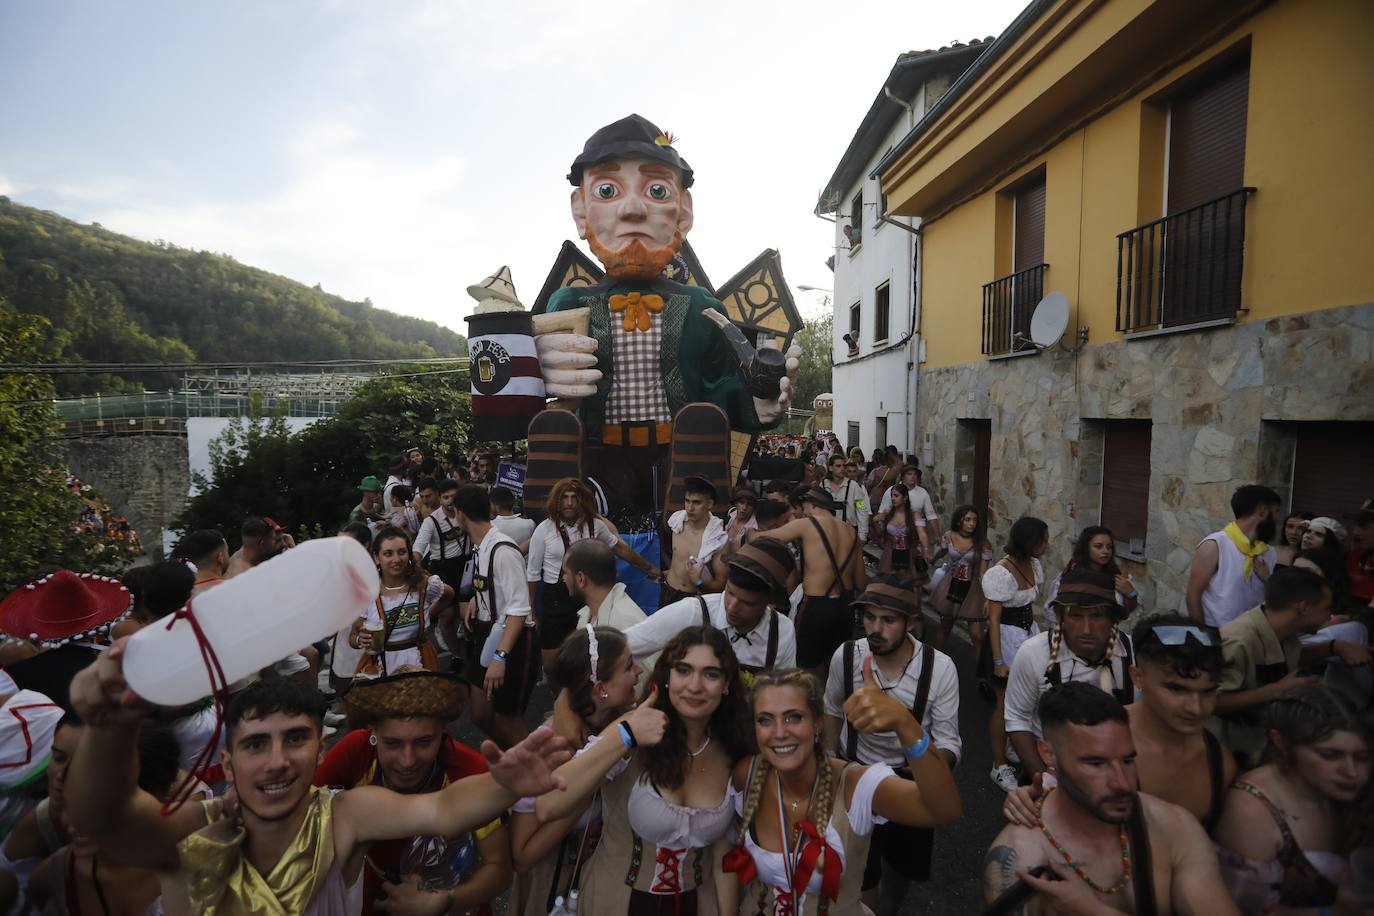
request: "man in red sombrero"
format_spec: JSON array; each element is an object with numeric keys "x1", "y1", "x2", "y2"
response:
[
  {"x1": 313, "y1": 669, "x2": 510, "y2": 915},
  {"x1": 0, "y1": 571, "x2": 133, "y2": 711}
]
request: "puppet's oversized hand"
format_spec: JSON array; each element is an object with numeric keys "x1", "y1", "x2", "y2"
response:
[
  {"x1": 534, "y1": 333, "x2": 601, "y2": 398},
  {"x1": 753, "y1": 344, "x2": 800, "y2": 424}
]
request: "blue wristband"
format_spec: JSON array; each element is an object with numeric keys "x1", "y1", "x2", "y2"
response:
[
  {"x1": 993, "y1": 657, "x2": 1005, "y2": 667},
  {"x1": 492, "y1": 649, "x2": 508, "y2": 662},
  {"x1": 903, "y1": 731, "x2": 931, "y2": 760},
  {"x1": 618, "y1": 721, "x2": 637, "y2": 750},
  {"x1": 1126, "y1": 591, "x2": 1138, "y2": 599}
]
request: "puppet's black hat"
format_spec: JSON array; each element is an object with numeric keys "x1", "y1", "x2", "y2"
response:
[{"x1": 568, "y1": 114, "x2": 694, "y2": 189}]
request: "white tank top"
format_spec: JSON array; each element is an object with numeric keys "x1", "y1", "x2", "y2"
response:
[{"x1": 1199, "y1": 530, "x2": 1272, "y2": 627}]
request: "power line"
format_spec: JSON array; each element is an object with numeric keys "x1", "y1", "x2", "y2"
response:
[{"x1": 0, "y1": 357, "x2": 470, "y2": 375}]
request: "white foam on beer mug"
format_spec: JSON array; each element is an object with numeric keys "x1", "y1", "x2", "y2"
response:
[{"x1": 123, "y1": 537, "x2": 379, "y2": 706}]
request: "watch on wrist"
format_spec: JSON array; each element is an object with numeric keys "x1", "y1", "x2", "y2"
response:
[{"x1": 492, "y1": 649, "x2": 509, "y2": 662}]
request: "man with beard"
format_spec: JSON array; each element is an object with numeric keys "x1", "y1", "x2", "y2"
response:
[
  {"x1": 65, "y1": 660, "x2": 570, "y2": 916},
  {"x1": 1004, "y1": 568, "x2": 1136, "y2": 780},
  {"x1": 536, "y1": 114, "x2": 799, "y2": 515},
  {"x1": 1186, "y1": 484, "x2": 1282, "y2": 627},
  {"x1": 823, "y1": 576, "x2": 960, "y2": 916},
  {"x1": 983, "y1": 683, "x2": 1236, "y2": 915},
  {"x1": 567, "y1": 539, "x2": 646, "y2": 632},
  {"x1": 314, "y1": 670, "x2": 511, "y2": 916}
]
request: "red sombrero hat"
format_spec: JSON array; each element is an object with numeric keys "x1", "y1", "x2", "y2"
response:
[{"x1": 0, "y1": 571, "x2": 134, "y2": 647}]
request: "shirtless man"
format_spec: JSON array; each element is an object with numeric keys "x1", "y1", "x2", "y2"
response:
[
  {"x1": 1005, "y1": 613, "x2": 1238, "y2": 835},
  {"x1": 64, "y1": 652, "x2": 570, "y2": 915},
  {"x1": 983, "y1": 683, "x2": 1236, "y2": 915},
  {"x1": 765, "y1": 485, "x2": 867, "y2": 682},
  {"x1": 661, "y1": 475, "x2": 727, "y2": 605}
]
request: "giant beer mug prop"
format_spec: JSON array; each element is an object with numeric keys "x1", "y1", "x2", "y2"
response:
[{"x1": 123, "y1": 537, "x2": 378, "y2": 706}]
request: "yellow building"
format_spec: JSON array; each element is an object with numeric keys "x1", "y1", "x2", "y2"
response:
[{"x1": 877, "y1": 0, "x2": 1374, "y2": 610}]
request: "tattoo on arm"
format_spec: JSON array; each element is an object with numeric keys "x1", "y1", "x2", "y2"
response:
[{"x1": 983, "y1": 844, "x2": 1021, "y2": 903}]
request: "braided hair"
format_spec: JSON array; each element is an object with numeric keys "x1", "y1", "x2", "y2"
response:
[{"x1": 737, "y1": 668, "x2": 840, "y2": 914}]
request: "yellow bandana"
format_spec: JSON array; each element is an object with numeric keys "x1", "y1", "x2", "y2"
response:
[
  {"x1": 1222, "y1": 521, "x2": 1268, "y2": 581},
  {"x1": 178, "y1": 786, "x2": 336, "y2": 916},
  {"x1": 608, "y1": 292, "x2": 664, "y2": 332}
]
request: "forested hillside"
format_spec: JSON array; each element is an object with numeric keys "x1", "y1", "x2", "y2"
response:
[{"x1": 0, "y1": 197, "x2": 467, "y2": 394}]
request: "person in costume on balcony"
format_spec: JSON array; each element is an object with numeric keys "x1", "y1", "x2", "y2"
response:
[{"x1": 536, "y1": 114, "x2": 800, "y2": 514}]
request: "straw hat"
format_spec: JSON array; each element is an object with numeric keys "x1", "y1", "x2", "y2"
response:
[
  {"x1": 343, "y1": 670, "x2": 466, "y2": 725},
  {"x1": 0, "y1": 571, "x2": 133, "y2": 647},
  {"x1": 466, "y1": 266, "x2": 521, "y2": 306}
]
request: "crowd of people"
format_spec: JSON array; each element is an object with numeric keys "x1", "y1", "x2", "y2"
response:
[{"x1": 0, "y1": 441, "x2": 1369, "y2": 915}]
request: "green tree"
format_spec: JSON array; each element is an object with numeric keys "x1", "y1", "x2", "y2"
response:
[
  {"x1": 0, "y1": 302, "x2": 124, "y2": 592},
  {"x1": 790, "y1": 310, "x2": 833, "y2": 413},
  {"x1": 176, "y1": 369, "x2": 471, "y2": 546}
]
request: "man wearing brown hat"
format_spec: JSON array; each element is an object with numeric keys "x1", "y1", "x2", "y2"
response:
[
  {"x1": 535, "y1": 114, "x2": 799, "y2": 515},
  {"x1": 824, "y1": 574, "x2": 959, "y2": 915},
  {"x1": 1004, "y1": 567, "x2": 1137, "y2": 780},
  {"x1": 764, "y1": 486, "x2": 868, "y2": 683},
  {"x1": 315, "y1": 670, "x2": 511, "y2": 916},
  {"x1": 625, "y1": 538, "x2": 797, "y2": 684}
]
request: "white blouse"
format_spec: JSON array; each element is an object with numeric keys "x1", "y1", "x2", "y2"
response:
[
  {"x1": 981, "y1": 558, "x2": 1043, "y2": 607},
  {"x1": 731, "y1": 765, "x2": 895, "y2": 895}
]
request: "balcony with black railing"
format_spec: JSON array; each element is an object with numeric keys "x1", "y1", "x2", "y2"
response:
[
  {"x1": 981, "y1": 263, "x2": 1046, "y2": 356},
  {"x1": 1116, "y1": 187, "x2": 1255, "y2": 334}
]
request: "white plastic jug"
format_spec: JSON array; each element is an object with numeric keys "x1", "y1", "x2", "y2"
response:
[{"x1": 123, "y1": 537, "x2": 379, "y2": 706}]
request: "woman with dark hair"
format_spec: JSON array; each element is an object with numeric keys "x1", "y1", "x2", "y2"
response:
[
  {"x1": 1276, "y1": 512, "x2": 1314, "y2": 567},
  {"x1": 982, "y1": 516, "x2": 1049, "y2": 793},
  {"x1": 1043, "y1": 525, "x2": 1139, "y2": 625},
  {"x1": 536, "y1": 627, "x2": 753, "y2": 915},
  {"x1": 509, "y1": 626, "x2": 644, "y2": 916},
  {"x1": 1214, "y1": 683, "x2": 1374, "y2": 913},
  {"x1": 721, "y1": 667, "x2": 961, "y2": 915},
  {"x1": 929, "y1": 504, "x2": 993, "y2": 653},
  {"x1": 1301, "y1": 517, "x2": 1347, "y2": 555},
  {"x1": 871, "y1": 484, "x2": 928, "y2": 581},
  {"x1": 349, "y1": 524, "x2": 453, "y2": 677}
]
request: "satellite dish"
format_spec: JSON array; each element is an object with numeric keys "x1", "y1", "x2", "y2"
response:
[{"x1": 1029, "y1": 292, "x2": 1070, "y2": 349}]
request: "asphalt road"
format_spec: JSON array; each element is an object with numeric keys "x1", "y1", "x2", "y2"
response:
[{"x1": 438, "y1": 611, "x2": 1005, "y2": 915}]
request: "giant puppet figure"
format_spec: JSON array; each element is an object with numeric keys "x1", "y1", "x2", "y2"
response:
[{"x1": 532, "y1": 114, "x2": 800, "y2": 517}]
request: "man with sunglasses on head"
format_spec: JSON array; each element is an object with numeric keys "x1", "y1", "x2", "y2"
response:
[{"x1": 1004, "y1": 614, "x2": 1238, "y2": 836}]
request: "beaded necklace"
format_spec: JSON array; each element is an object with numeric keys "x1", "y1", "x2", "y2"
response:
[{"x1": 1036, "y1": 787, "x2": 1132, "y2": 895}]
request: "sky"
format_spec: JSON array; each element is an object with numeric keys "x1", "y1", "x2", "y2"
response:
[{"x1": 0, "y1": 0, "x2": 1026, "y2": 333}]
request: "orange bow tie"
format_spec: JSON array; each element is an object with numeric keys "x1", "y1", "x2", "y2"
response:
[{"x1": 608, "y1": 292, "x2": 664, "y2": 332}]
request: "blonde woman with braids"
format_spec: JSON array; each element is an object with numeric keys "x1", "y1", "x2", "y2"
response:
[
  {"x1": 535, "y1": 626, "x2": 754, "y2": 916},
  {"x1": 722, "y1": 667, "x2": 961, "y2": 915},
  {"x1": 1214, "y1": 683, "x2": 1373, "y2": 914},
  {"x1": 509, "y1": 625, "x2": 644, "y2": 916},
  {"x1": 1003, "y1": 567, "x2": 1136, "y2": 782}
]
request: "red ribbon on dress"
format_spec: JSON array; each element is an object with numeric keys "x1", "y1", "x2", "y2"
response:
[
  {"x1": 791, "y1": 820, "x2": 841, "y2": 902},
  {"x1": 721, "y1": 845, "x2": 758, "y2": 886},
  {"x1": 157, "y1": 599, "x2": 230, "y2": 815}
]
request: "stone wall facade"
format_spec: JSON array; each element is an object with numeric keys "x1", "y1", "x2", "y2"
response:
[
  {"x1": 62, "y1": 436, "x2": 189, "y2": 562},
  {"x1": 917, "y1": 301, "x2": 1374, "y2": 615}
]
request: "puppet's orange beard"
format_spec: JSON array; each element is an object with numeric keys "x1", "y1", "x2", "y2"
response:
[{"x1": 585, "y1": 224, "x2": 683, "y2": 280}]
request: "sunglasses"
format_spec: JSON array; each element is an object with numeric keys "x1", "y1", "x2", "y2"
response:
[{"x1": 1150, "y1": 625, "x2": 1219, "y2": 647}]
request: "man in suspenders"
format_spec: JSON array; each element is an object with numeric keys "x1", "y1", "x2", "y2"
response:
[
  {"x1": 1004, "y1": 568, "x2": 1136, "y2": 782},
  {"x1": 823, "y1": 576, "x2": 961, "y2": 916},
  {"x1": 624, "y1": 539, "x2": 797, "y2": 685}
]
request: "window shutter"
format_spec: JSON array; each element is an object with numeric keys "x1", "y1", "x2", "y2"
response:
[
  {"x1": 1168, "y1": 63, "x2": 1249, "y2": 213},
  {"x1": 1100, "y1": 421, "x2": 1152, "y2": 543},
  {"x1": 1290, "y1": 422, "x2": 1374, "y2": 516},
  {"x1": 1013, "y1": 178, "x2": 1046, "y2": 272}
]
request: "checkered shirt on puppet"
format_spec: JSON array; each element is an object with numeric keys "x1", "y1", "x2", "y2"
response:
[{"x1": 605, "y1": 312, "x2": 671, "y2": 423}]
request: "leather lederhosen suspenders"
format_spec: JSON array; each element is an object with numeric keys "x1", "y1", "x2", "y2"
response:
[
  {"x1": 841, "y1": 639, "x2": 936, "y2": 762},
  {"x1": 373, "y1": 575, "x2": 432, "y2": 676},
  {"x1": 808, "y1": 516, "x2": 857, "y2": 598},
  {"x1": 1045, "y1": 633, "x2": 1136, "y2": 706}
]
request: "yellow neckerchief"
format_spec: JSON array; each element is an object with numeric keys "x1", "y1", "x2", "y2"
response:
[
  {"x1": 1222, "y1": 521, "x2": 1268, "y2": 580},
  {"x1": 178, "y1": 785, "x2": 335, "y2": 916}
]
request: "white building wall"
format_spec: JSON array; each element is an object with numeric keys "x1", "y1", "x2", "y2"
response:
[{"x1": 830, "y1": 85, "x2": 928, "y2": 458}]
